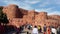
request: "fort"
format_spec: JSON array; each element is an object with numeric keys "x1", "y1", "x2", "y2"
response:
[{"x1": 2, "y1": 4, "x2": 60, "y2": 28}]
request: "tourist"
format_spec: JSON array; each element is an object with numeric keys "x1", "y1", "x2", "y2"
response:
[
  {"x1": 0, "y1": 24, "x2": 5, "y2": 34},
  {"x1": 51, "y1": 26, "x2": 57, "y2": 34},
  {"x1": 57, "y1": 26, "x2": 60, "y2": 34},
  {"x1": 32, "y1": 26, "x2": 38, "y2": 34},
  {"x1": 27, "y1": 24, "x2": 32, "y2": 30},
  {"x1": 47, "y1": 26, "x2": 51, "y2": 34},
  {"x1": 19, "y1": 25, "x2": 24, "y2": 33},
  {"x1": 30, "y1": 24, "x2": 33, "y2": 30},
  {"x1": 15, "y1": 26, "x2": 20, "y2": 34},
  {"x1": 38, "y1": 25, "x2": 42, "y2": 33},
  {"x1": 43, "y1": 24, "x2": 47, "y2": 34}
]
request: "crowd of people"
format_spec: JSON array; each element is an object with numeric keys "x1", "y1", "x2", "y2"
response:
[
  {"x1": 16, "y1": 23, "x2": 60, "y2": 34},
  {"x1": 0, "y1": 23, "x2": 60, "y2": 34},
  {"x1": 31, "y1": 24, "x2": 60, "y2": 34}
]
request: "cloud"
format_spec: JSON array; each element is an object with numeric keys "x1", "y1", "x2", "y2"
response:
[
  {"x1": 48, "y1": 11, "x2": 60, "y2": 15},
  {"x1": 35, "y1": 7, "x2": 60, "y2": 15},
  {"x1": 1, "y1": 0, "x2": 33, "y2": 10},
  {"x1": 39, "y1": 0, "x2": 50, "y2": 7},
  {"x1": 19, "y1": 4, "x2": 33, "y2": 10},
  {"x1": 24, "y1": 0, "x2": 40, "y2": 4},
  {"x1": 35, "y1": 9, "x2": 60, "y2": 15},
  {"x1": 35, "y1": 7, "x2": 54, "y2": 12},
  {"x1": 54, "y1": 0, "x2": 60, "y2": 5}
]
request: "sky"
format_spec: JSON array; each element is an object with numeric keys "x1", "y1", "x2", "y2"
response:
[{"x1": 0, "y1": 0, "x2": 60, "y2": 15}]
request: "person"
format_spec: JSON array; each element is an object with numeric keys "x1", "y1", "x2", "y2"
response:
[
  {"x1": 38, "y1": 25, "x2": 42, "y2": 33},
  {"x1": 32, "y1": 26, "x2": 38, "y2": 34},
  {"x1": 57, "y1": 26, "x2": 60, "y2": 34},
  {"x1": 0, "y1": 24, "x2": 4, "y2": 34},
  {"x1": 15, "y1": 26, "x2": 20, "y2": 34},
  {"x1": 43, "y1": 24, "x2": 47, "y2": 34},
  {"x1": 16, "y1": 25, "x2": 24, "y2": 34},
  {"x1": 30, "y1": 24, "x2": 33, "y2": 30},
  {"x1": 27, "y1": 24, "x2": 32, "y2": 30},
  {"x1": 19, "y1": 25, "x2": 24, "y2": 33},
  {"x1": 51, "y1": 26, "x2": 57, "y2": 34},
  {"x1": 47, "y1": 26, "x2": 51, "y2": 34}
]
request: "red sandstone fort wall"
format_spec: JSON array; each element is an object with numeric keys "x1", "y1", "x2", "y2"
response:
[{"x1": 2, "y1": 4, "x2": 60, "y2": 28}]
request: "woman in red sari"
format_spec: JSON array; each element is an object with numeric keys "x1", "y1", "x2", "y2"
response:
[{"x1": 47, "y1": 26, "x2": 51, "y2": 34}]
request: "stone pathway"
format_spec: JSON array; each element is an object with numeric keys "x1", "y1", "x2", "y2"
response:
[{"x1": 6, "y1": 28, "x2": 43, "y2": 34}]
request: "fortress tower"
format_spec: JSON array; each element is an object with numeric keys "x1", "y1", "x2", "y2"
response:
[{"x1": 3, "y1": 4, "x2": 19, "y2": 19}]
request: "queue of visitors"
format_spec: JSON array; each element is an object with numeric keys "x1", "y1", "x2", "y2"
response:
[
  {"x1": 0, "y1": 23, "x2": 60, "y2": 34},
  {"x1": 31, "y1": 24, "x2": 60, "y2": 34}
]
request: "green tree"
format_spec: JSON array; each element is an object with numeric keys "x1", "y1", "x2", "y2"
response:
[{"x1": 0, "y1": 7, "x2": 9, "y2": 24}]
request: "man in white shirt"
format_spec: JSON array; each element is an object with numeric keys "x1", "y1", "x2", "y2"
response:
[
  {"x1": 51, "y1": 27, "x2": 57, "y2": 34},
  {"x1": 32, "y1": 26, "x2": 38, "y2": 34}
]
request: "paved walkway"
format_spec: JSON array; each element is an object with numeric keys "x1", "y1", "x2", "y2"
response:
[
  {"x1": 6, "y1": 28, "x2": 43, "y2": 34},
  {"x1": 7, "y1": 31, "x2": 43, "y2": 34}
]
